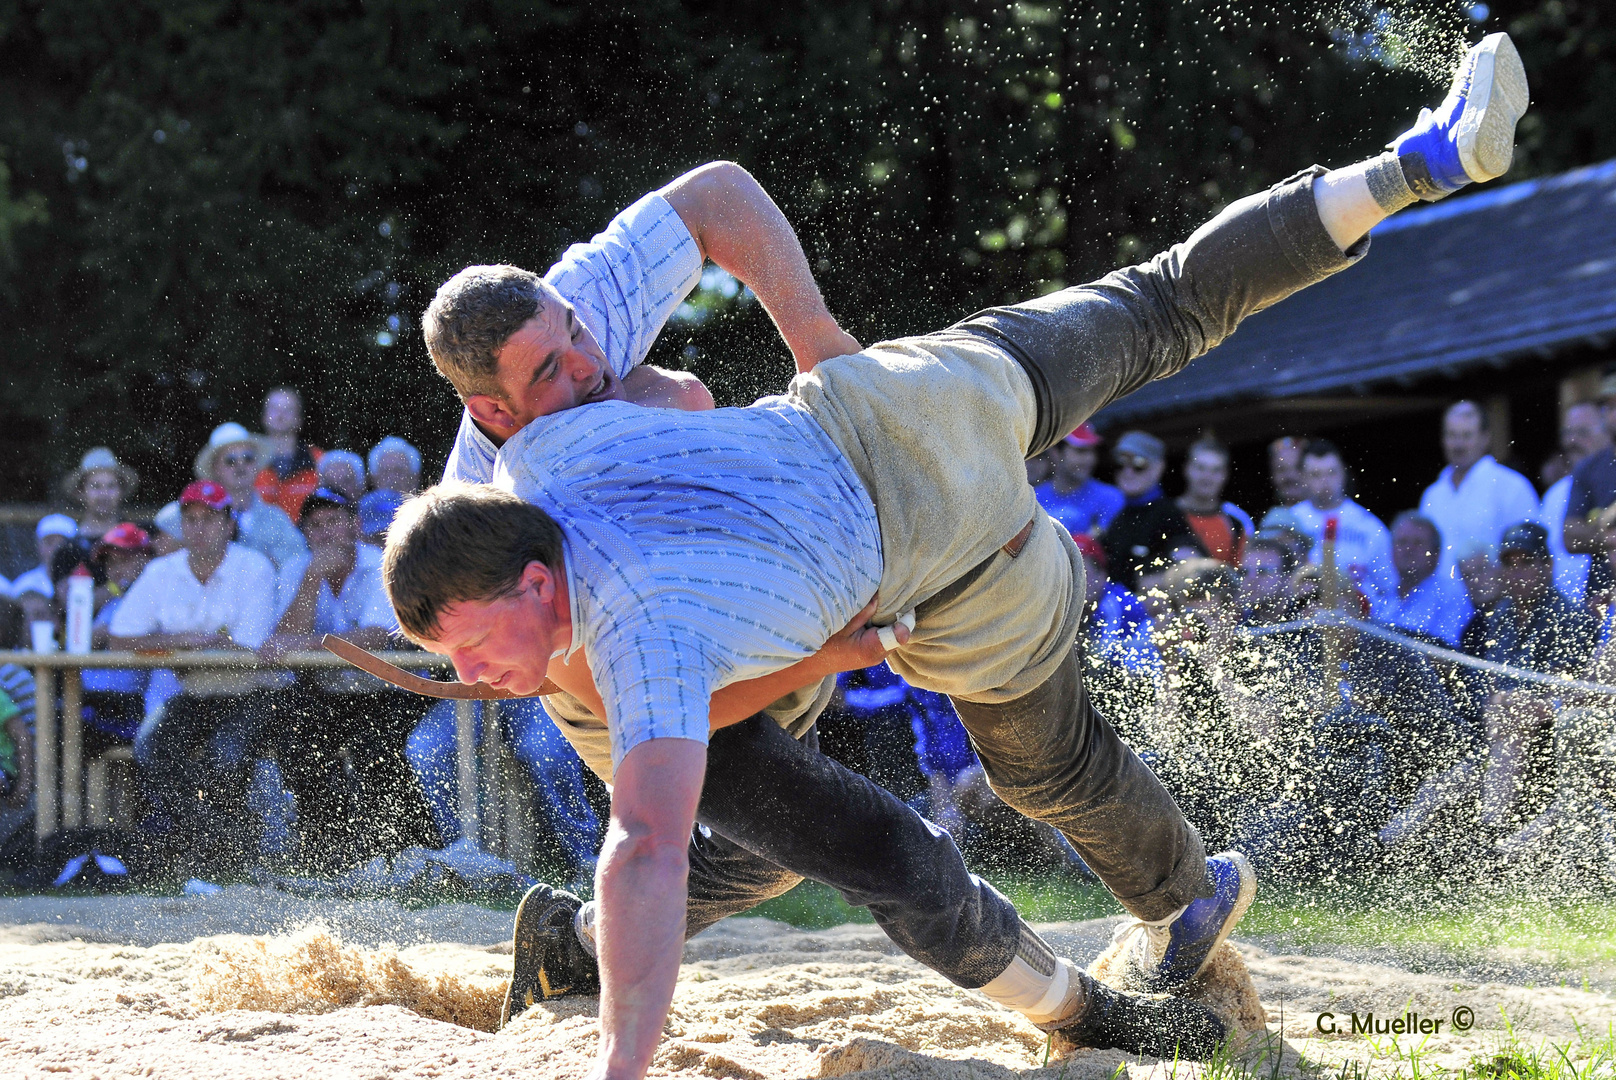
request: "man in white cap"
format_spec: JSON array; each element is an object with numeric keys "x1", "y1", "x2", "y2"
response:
[
  {"x1": 195, "y1": 422, "x2": 308, "y2": 571},
  {"x1": 10, "y1": 513, "x2": 78, "y2": 604}
]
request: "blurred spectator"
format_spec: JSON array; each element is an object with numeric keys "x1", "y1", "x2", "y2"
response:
[
  {"x1": 109, "y1": 481, "x2": 281, "y2": 867},
  {"x1": 357, "y1": 489, "x2": 407, "y2": 548},
  {"x1": 196, "y1": 422, "x2": 308, "y2": 570},
  {"x1": 1260, "y1": 436, "x2": 1310, "y2": 524},
  {"x1": 1484, "y1": 523, "x2": 1600, "y2": 682},
  {"x1": 407, "y1": 697, "x2": 604, "y2": 888},
  {"x1": 1075, "y1": 533, "x2": 1157, "y2": 675},
  {"x1": 61, "y1": 448, "x2": 139, "y2": 540},
  {"x1": 0, "y1": 599, "x2": 36, "y2": 848},
  {"x1": 1033, "y1": 425, "x2": 1123, "y2": 538},
  {"x1": 152, "y1": 501, "x2": 185, "y2": 556},
  {"x1": 264, "y1": 488, "x2": 438, "y2": 864},
  {"x1": 1419, "y1": 401, "x2": 1540, "y2": 580},
  {"x1": 1384, "y1": 512, "x2": 1473, "y2": 647},
  {"x1": 10, "y1": 513, "x2": 77, "y2": 603},
  {"x1": 1024, "y1": 448, "x2": 1054, "y2": 487},
  {"x1": 1543, "y1": 401, "x2": 1609, "y2": 604},
  {"x1": 1176, "y1": 437, "x2": 1253, "y2": 566},
  {"x1": 368, "y1": 437, "x2": 422, "y2": 495},
  {"x1": 256, "y1": 387, "x2": 324, "y2": 521},
  {"x1": 1383, "y1": 523, "x2": 1602, "y2": 864},
  {"x1": 317, "y1": 449, "x2": 367, "y2": 503},
  {"x1": 1100, "y1": 430, "x2": 1201, "y2": 591},
  {"x1": 1289, "y1": 439, "x2": 1398, "y2": 618},
  {"x1": 1239, "y1": 534, "x2": 1297, "y2": 625},
  {"x1": 1560, "y1": 374, "x2": 1616, "y2": 598}
]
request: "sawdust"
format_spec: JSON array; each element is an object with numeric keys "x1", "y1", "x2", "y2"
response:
[
  {"x1": 2, "y1": 898, "x2": 1615, "y2": 1079},
  {"x1": 1089, "y1": 938, "x2": 1270, "y2": 1037},
  {"x1": 191, "y1": 925, "x2": 506, "y2": 1032}
]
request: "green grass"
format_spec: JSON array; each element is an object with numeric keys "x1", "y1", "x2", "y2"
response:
[{"x1": 746, "y1": 876, "x2": 1616, "y2": 977}]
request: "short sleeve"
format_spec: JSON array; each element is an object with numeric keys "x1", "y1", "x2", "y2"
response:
[
  {"x1": 585, "y1": 609, "x2": 722, "y2": 770},
  {"x1": 545, "y1": 193, "x2": 704, "y2": 380}
]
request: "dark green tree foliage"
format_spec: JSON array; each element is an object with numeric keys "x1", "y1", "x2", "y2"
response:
[{"x1": 0, "y1": 1, "x2": 1608, "y2": 500}]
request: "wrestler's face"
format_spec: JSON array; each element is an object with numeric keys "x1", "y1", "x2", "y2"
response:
[
  {"x1": 487, "y1": 284, "x2": 621, "y2": 428},
  {"x1": 423, "y1": 562, "x2": 568, "y2": 697}
]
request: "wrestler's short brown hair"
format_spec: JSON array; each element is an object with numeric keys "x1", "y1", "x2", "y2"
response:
[
  {"x1": 420, "y1": 264, "x2": 548, "y2": 400},
  {"x1": 383, "y1": 482, "x2": 564, "y2": 641}
]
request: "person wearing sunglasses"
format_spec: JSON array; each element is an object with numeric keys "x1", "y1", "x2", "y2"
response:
[{"x1": 194, "y1": 422, "x2": 308, "y2": 571}]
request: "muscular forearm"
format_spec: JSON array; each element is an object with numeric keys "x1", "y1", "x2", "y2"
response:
[
  {"x1": 592, "y1": 738, "x2": 705, "y2": 1080},
  {"x1": 708, "y1": 657, "x2": 834, "y2": 731},
  {"x1": 661, "y1": 161, "x2": 859, "y2": 372}
]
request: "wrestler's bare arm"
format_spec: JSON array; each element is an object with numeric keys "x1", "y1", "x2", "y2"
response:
[
  {"x1": 542, "y1": 598, "x2": 905, "y2": 732},
  {"x1": 660, "y1": 161, "x2": 861, "y2": 373},
  {"x1": 589, "y1": 736, "x2": 705, "y2": 1080}
]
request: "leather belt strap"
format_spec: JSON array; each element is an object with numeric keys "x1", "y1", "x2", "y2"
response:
[
  {"x1": 1001, "y1": 516, "x2": 1037, "y2": 559},
  {"x1": 321, "y1": 634, "x2": 559, "y2": 699}
]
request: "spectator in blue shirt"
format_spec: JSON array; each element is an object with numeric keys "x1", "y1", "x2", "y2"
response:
[
  {"x1": 1383, "y1": 512, "x2": 1473, "y2": 647},
  {"x1": 1033, "y1": 424, "x2": 1124, "y2": 538}
]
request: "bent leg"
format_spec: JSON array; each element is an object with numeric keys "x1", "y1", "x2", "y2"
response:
[
  {"x1": 954, "y1": 167, "x2": 1364, "y2": 456},
  {"x1": 697, "y1": 716, "x2": 1024, "y2": 988},
  {"x1": 951, "y1": 649, "x2": 1211, "y2": 921}
]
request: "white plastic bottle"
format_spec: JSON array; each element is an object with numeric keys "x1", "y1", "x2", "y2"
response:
[{"x1": 65, "y1": 564, "x2": 94, "y2": 655}]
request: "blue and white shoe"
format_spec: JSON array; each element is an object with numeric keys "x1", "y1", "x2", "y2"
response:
[
  {"x1": 1390, "y1": 32, "x2": 1529, "y2": 200},
  {"x1": 1111, "y1": 851, "x2": 1256, "y2": 995}
]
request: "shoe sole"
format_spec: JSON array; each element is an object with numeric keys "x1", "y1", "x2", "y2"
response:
[
  {"x1": 1456, "y1": 33, "x2": 1529, "y2": 183},
  {"x1": 500, "y1": 884, "x2": 564, "y2": 1028},
  {"x1": 1188, "y1": 850, "x2": 1257, "y2": 985}
]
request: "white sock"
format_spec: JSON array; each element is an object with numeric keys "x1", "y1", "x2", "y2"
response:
[
  {"x1": 1312, "y1": 153, "x2": 1415, "y2": 252},
  {"x1": 977, "y1": 932, "x2": 1089, "y2": 1027},
  {"x1": 574, "y1": 901, "x2": 598, "y2": 959}
]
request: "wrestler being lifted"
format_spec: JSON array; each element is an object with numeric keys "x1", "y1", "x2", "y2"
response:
[{"x1": 385, "y1": 35, "x2": 1527, "y2": 1080}]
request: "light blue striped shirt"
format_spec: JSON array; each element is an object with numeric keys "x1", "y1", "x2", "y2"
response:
[
  {"x1": 493, "y1": 398, "x2": 883, "y2": 768},
  {"x1": 444, "y1": 192, "x2": 704, "y2": 486}
]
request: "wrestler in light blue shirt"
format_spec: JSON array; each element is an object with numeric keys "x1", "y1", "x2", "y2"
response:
[
  {"x1": 444, "y1": 192, "x2": 704, "y2": 485},
  {"x1": 493, "y1": 398, "x2": 883, "y2": 768}
]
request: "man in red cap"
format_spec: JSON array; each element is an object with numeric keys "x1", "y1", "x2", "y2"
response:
[
  {"x1": 109, "y1": 481, "x2": 281, "y2": 867},
  {"x1": 1033, "y1": 424, "x2": 1124, "y2": 539}
]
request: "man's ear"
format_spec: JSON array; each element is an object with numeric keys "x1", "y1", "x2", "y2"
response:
[
  {"x1": 465, "y1": 393, "x2": 521, "y2": 438},
  {"x1": 521, "y1": 560, "x2": 557, "y2": 605}
]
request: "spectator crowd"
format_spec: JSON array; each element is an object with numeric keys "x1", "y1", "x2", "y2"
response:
[{"x1": 3, "y1": 383, "x2": 1615, "y2": 894}]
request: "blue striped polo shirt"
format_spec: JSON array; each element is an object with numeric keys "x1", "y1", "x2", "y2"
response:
[
  {"x1": 493, "y1": 398, "x2": 883, "y2": 769},
  {"x1": 443, "y1": 191, "x2": 704, "y2": 485}
]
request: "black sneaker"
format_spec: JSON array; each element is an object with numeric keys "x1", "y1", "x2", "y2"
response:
[
  {"x1": 1046, "y1": 981, "x2": 1228, "y2": 1060},
  {"x1": 500, "y1": 884, "x2": 601, "y2": 1027}
]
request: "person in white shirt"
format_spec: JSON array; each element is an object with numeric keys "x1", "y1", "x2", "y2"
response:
[
  {"x1": 1383, "y1": 513, "x2": 1473, "y2": 646},
  {"x1": 195, "y1": 422, "x2": 309, "y2": 571},
  {"x1": 1288, "y1": 440, "x2": 1399, "y2": 618},
  {"x1": 1541, "y1": 402, "x2": 1609, "y2": 603},
  {"x1": 1418, "y1": 400, "x2": 1540, "y2": 581},
  {"x1": 109, "y1": 481, "x2": 280, "y2": 866},
  {"x1": 264, "y1": 488, "x2": 437, "y2": 865},
  {"x1": 10, "y1": 513, "x2": 77, "y2": 607}
]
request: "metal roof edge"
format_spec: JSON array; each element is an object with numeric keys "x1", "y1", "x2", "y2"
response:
[{"x1": 1371, "y1": 157, "x2": 1616, "y2": 236}]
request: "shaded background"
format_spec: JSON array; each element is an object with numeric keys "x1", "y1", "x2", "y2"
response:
[{"x1": 0, "y1": 0, "x2": 1611, "y2": 511}]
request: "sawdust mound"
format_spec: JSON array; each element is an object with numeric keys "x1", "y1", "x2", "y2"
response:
[
  {"x1": 191, "y1": 925, "x2": 506, "y2": 1032},
  {"x1": 1089, "y1": 937, "x2": 1269, "y2": 1036}
]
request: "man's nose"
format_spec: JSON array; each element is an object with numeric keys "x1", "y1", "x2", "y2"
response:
[{"x1": 450, "y1": 651, "x2": 484, "y2": 685}]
